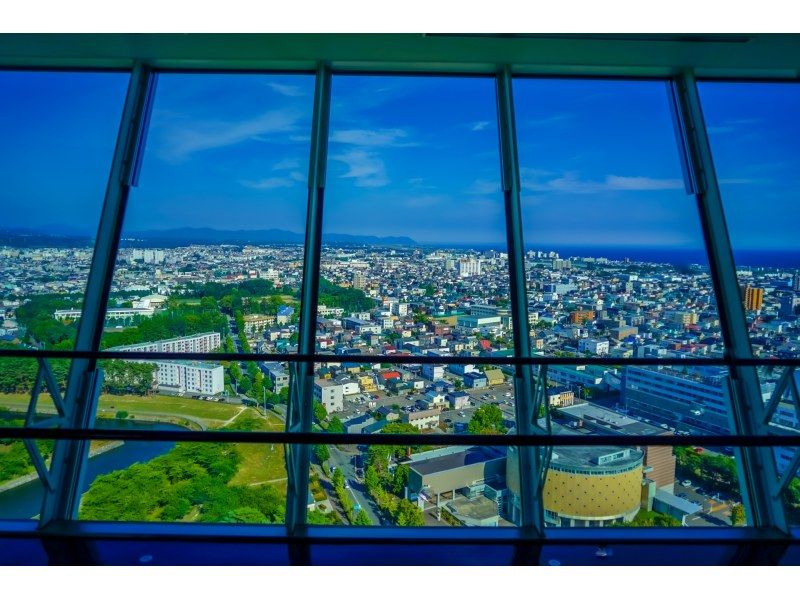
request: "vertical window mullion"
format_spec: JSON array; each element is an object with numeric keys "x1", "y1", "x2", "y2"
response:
[
  {"x1": 285, "y1": 63, "x2": 331, "y2": 542},
  {"x1": 38, "y1": 63, "x2": 156, "y2": 527}
]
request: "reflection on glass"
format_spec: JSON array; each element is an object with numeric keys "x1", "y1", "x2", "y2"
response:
[
  {"x1": 514, "y1": 79, "x2": 721, "y2": 360},
  {"x1": 698, "y1": 82, "x2": 800, "y2": 360}
]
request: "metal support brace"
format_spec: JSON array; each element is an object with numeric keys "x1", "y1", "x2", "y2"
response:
[
  {"x1": 285, "y1": 63, "x2": 331, "y2": 537},
  {"x1": 38, "y1": 63, "x2": 156, "y2": 526},
  {"x1": 495, "y1": 67, "x2": 549, "y2": 544},
  {"x1": 669, "y1": 72, "x2": 789, "y2": 533}
]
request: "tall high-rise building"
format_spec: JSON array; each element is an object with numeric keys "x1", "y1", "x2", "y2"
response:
[
  {"x1": 742, "y1": 285, "x2": 765, "y2": 310},
  {"x1": 793, "y1": 271, "x2": 800, "y2": 292}
]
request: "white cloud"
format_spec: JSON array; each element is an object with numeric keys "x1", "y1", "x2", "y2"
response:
[
  {"x1": 272, "y1": 157, "x2": 301, "y2": 170},
  {"x1": 265, "y1": 82, "x2": 306, "y2": 97},
  {"x1": 240, "y1": 177, "x2": 296, "y2": 190},
  {"x1": 466, "y1": 178, "x2": 500, "y2": 195},
  {"x1": 331, "y1": 150, "x2": 389, "y2": 187},
  {"x1": 289, "y1": 171, "x2": 306, "y2": 183},
  {"x1": 470, "y1": 121, "x2": 491, "y2": 131},
  {"x1": 157, "y1": 108, "x2": 303, "y2": 161},
  {"x1": 522, "y1": 172, "x2": 683, "y2": 194},
  {"x1": 331, "y1": 128, "x2": 412, "y2": 147}
]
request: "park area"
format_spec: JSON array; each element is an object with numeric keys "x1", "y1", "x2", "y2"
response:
[{"x1": 0, "y1": 392, "x2": 292, "y2": 519}]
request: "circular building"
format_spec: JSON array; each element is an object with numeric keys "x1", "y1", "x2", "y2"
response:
[{"x1": 507, "y1": 445, "x2": 644, "y2": 527}]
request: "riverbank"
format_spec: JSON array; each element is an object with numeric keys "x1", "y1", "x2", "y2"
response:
[{"x1": 0, "y1": 439, "x2": 125, "y2": 495}]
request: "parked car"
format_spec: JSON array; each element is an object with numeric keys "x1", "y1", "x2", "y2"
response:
[{"x1": 682, "y1": 479, "x2": 693, "y2": 487}]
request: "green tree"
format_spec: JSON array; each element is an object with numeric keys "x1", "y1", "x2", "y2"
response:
[
  {"x1": 467, "y1": 404, "x2": 507, "y2": 435},
  {"x1": 313, "y1": 444, "x2": 330, "y2": 464},
  {"x1": 332, "y1": 467, "x2": 345, "y2": 490},
  {"x1": 354, "y1": 509, "x2": 372, "y2": 526},
  {"x1": 731, "y1": 503, "x2": 746, "y2": 526},
  {"x1": 395, "y1": 499, "x2": 424, "y2": 526},
  {"x1": 313, "y1": 401, "x2": 327, "y2": 423},
  {"x1": 391, "y1": 463, "x2": 410, "y2": 495},
  {"x1": 328, "y1": 416, "x2": 345, "y2": 434},
  {"x1": 115, "y1": 410, "x2": 129, "y2": 420},
  {"x1": 364, "y1": 465, "x2": 380, "y2": 492}
]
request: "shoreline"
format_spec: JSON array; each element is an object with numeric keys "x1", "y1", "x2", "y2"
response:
[{"x1": 0, "y1": 439, "x2": 125, "y2": 495}]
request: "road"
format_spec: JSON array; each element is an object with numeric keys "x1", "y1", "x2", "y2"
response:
[{"x1": 327, "y1": 444, "x2": 382, "y2": 525}]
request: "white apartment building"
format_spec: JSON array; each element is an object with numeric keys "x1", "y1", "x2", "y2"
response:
[
  {"x1": 154, "y1": 361, "x2": 224, "y2": 395},
  {"x1": 55, "y1": 307, "x2": 156, "y2": 321},
  {"x1": 458, "y1": 257, "x2": 482, "y2": 278},
  {"x1": 114, "y1": 331, "x2": 222, "y2": 354},
  {"x1": 313, "y1": 379, "x2": 344, "y2": 413}
]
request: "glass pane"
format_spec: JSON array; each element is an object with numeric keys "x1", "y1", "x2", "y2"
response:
[
  {"x1": 514, "y1": 79, "x2": 721, "y2": 360},
  {"x1": 0, "y1": 71, "x2": 128, "y2": 352},
  {"x1": 100, "y1": 73, "x2": 313, "y2": 355},
  {"x1": 513, "y1": 443, "x2": 747, "y2": 528},
  {"x1": 310, "y1": 443, "x2": 516, "y2": 527},
  {"x1": 0, "y1": 356, "x2": 72, "y2": 429},
  {"x1": 312, "y1": 360, "x2": 515, "y2": 437},
  {"x1": 698, "y1": 82, "x2": 800, "y2": 359},
  {"x1": 78, "y1": 438, "x2": 287, "y2": 524}
]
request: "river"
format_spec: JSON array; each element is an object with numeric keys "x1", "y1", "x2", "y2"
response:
[{"x1": 0, "y1": 421, "x2": 182, "y2": 520}]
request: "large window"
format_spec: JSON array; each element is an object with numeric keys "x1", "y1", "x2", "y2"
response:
[{"x1": 0, "y1": 66, "x2": 796, "y2": 552}]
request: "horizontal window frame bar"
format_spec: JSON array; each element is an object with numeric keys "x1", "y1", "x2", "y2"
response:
[
  {"x1": 2, "y1": 65, "x2": 799, "y2": 82},
  {"x1": 0, "y1": 519, "x2": 795, "y2": 548},
  {"x1": 1, "y1": 348, "x2": 798, "y2": 367},
  {"x1": 1, "y1": 427, "x2": 798, "y2": 447}
]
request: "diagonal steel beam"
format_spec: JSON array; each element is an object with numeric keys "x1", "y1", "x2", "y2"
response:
[
  {"x1": 38, "y1": 63, "x2": 156, "y2": 526},
  {"x1": 496, "y1": 66, "x2": 548, "y2": 540},
  {"x1": 669, "y1": 72, "x2": 789, "y2": 533},
  {"x1": 285, "y1": 63, "x2": 331, "y2": 539}
]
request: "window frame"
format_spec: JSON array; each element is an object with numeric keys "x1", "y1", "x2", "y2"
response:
[{"x1": 0, "y1": 56, "x2": 798, "y2": 564}]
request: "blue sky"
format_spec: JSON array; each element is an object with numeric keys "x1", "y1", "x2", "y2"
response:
[{"x1": 0, "y1": 71, "x2": 797, "y2": 255}]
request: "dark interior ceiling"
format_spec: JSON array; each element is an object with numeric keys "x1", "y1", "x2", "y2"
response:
[{"x1": 0, "y1": 33, "x2": 798, "y2": 78}]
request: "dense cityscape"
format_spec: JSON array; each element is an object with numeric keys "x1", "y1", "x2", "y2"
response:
[{"x1": 1, "y1": 239, "x2": 799, "y2": 529}]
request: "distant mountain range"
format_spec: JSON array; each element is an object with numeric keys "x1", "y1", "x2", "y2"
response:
[{"x1": 0, "y1": 227, "x2": 417, "y2": 248}]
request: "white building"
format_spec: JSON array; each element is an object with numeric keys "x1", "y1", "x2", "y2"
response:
[
  {"x1": 458, "y1": 257, "x2": 482, "y2": 278},
  {"x1": 55, "y1": 307, "x2": 156, "y2": 321},
  {"x1": 114, "y1": 332, "x2": 221, "y2": 354},
  {"x1": 154, "y1": 361, "x2": 224, "y2": 395},
  {"x1": 403, "y1": 408, "x2": 441, "y2": 430},
  {"x1": 421, "y1": 364, "x2": 445, "y2": 381},
  {"x1": 578, "y1": 338, "x2": 610, "y2": 356},
  {"x1": 314, "y1": 379, "x2": 344, "y2": 413}
]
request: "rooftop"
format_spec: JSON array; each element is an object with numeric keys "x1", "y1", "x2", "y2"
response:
[{"x1": 408, "y1": 446, "x2": 506, "y2": 477}]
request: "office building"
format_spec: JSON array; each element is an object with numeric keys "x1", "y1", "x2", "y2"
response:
[{"x1": 743, "y1": 285, "x2": 765, "y2": 310}]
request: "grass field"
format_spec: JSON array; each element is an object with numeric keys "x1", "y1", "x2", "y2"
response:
[
  {"x1": 0, "y1": 393, "x2": 245, "y2": 430},
  {"x1": 225, "y1": 409, "x2": 287, "y2": 489}
]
